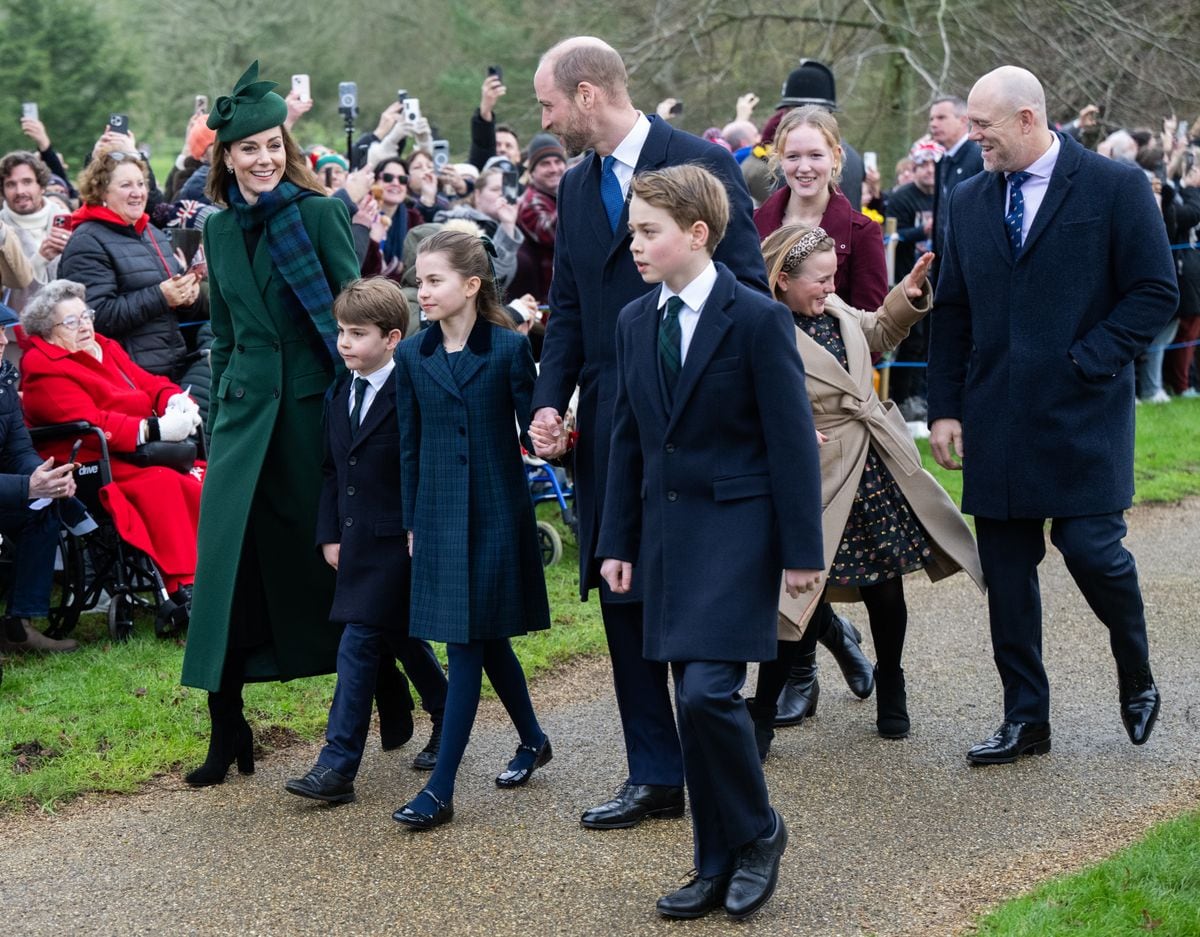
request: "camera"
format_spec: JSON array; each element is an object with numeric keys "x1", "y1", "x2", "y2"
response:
[
  {"x1": 52, "y1": 213, "x2": 70, "y2": 229},
  {"x1": 109, "y1": 113, "x2": 130, "y2": 135},
  {"x1": 337, "y1": 81, "x2": 358, "y2": 119},
  {"x1": 21, "y1": 102, "x2": 38, "y2": 121},
  {"x1": 403, "y1": 97, "x2": 421, "y2": 125},
  {"x1": 432, "y1": 139, "x2": 451, "y2": 172}
]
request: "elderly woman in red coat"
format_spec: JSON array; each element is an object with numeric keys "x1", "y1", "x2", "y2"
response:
[{"x1": 18, "y1": 278, "x2": 203, "y2": 612}]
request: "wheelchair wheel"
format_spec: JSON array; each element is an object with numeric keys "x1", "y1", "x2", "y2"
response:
[
  {"x1": 537, "y1": 521, "x2": 563, "y2": 567},
  {"x1": 107, "y1": 592, "x2": 135, "y2": 643}
]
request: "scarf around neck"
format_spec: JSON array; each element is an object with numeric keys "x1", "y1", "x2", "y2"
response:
[
  {"x1": 226, "y1": 180, "x2": 337, "y2": 363},
  {"x1": 71, "y1": 203, "x2": 149, "y2": 235}
]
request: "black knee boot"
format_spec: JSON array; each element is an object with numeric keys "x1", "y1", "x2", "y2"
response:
[{"x1": 185, "y1": 688, "x2": 254, "y2": 787}]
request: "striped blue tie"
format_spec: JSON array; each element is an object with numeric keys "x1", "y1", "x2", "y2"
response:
[
  {"x1": 600, "y1": 155, "x2": 624, "y2": 233},
  {"x1": 1005, "y1": 171, "x2": 1031, "y2": 254}
]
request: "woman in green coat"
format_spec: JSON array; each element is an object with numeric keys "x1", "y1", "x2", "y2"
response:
[{"x1": 180, "y1": 63, "x2": 360, "y2": 785}]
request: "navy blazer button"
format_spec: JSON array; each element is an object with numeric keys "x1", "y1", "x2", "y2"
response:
[
  {"x1": 234, "y1": 388, "x2": 245, "y2": 398},
  {"x1": 347, "y1": 486, "x2": 355, "y2": 495},
  {"x1": 344, "y1": 517, "x2": 353, "y2": 527},
  {"x1": 457, "y1": 454, "x2": 467, "y2": 465},
  {"x1": 665, "y1": 443, "x2": 676, "y2": 453},
  {"x1": 667, "y1": 491, "x2": 678, "y2": 502},
  {"x1": 348, "y1": 456, "x2": 358, "y2": 466}
]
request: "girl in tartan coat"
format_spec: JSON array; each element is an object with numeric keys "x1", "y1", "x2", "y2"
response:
[{"x1": 391, "y1": 231, "x2": 552, "y2": 830}]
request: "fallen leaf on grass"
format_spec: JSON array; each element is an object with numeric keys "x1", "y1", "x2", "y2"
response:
[
  {"x1": 1142, "y1": 909, "x2": 1163, "y2": 930},
  {"x1": 134, "y1": 687, "x2": 147, "y2": 697}
]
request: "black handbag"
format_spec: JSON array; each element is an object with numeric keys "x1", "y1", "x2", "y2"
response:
[{"x1": 127, "y1": 440, "x2": 197, "y2": 472}]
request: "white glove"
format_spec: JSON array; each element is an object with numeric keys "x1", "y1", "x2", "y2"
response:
[
  {"x1": 157, "y1": 408, "x2": 194, "y2": 442},
  {"x1": 166, "y1": 392, "x2": 199, "y2": 416}
]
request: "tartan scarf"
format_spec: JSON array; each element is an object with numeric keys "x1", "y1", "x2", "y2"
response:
[{"x1": 226, "y1": 181, "x2": 338, "y2": 362}]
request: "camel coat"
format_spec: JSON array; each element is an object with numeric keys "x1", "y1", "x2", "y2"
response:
[{"x1": 778, "y1": 283, "x2": 985, "y2": 635}]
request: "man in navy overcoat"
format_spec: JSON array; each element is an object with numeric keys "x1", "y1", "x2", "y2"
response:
[
  {"x1": 927, "y1": 66, "x2": 1178, "y2": 764},
  {"x1": 528, "y1": 36, "x2": 768, "y2": 829}
]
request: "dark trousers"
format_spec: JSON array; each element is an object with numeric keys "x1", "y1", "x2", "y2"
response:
[
  {"x1": 975, "y1": 513, "x2": 1149, "y2": 724},
  {"x1": 602, "y1": 600, "x2": 684, "y2": 787},
  {"x1": 0, "y1": 504, "x2": 59, "y2": 619},
  {"x1": 318, "y1": 622, "x2": 448, "y2": 777},
  {"x1": 672, "y1": 660, "x2": 773, "y2": 878}
]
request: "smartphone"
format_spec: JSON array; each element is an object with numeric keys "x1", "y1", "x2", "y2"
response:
[
  {"x1": 431, "y1": 139, "x2": 451, "y2": 172},
  {"x1": 669, "y1": 100, "x2": 684, "y2": 117},
  {"x1": 69, "y1": 438, "x2": 83, "y2": 466},
  {"x1": 337, "y1": 81, "x2": 358, "y2": 117},
  {"x1": 487, "y1": 65, "x2": 503, "y2": 84},
  {"x1": 404, "y1": 97, "x2": 421, "y2": 124},
  {"x1": 292, "y1": 74, "x2": 311, "y2": 102},
  {"x1": 21, "y1": 102, "x2": 38, "y2": 121},
  {"x1": 52, "y1": 213, "x2": 70, "y2": 229},
  {"x1": 501, "y1": 169, "x2": 519, "y2": 203},
  {"x1": 194, "y1": 94, "x2": 208, "y2": 114},
  {"x1": 864, "y1": 151, "x2": 878, "y2": 173},
  {"x1": 109, "y1": 113, "x2": 130, "y2": 135},
  {"x1": 397, "y1": 88, "x2": 408, "y2": 104},
  {"x1": 187, "y1": 244, "x2": 206, "y2": 278},
  {"x1": 1179, "y1": 120, "x2": 1190, "y2": 142}
]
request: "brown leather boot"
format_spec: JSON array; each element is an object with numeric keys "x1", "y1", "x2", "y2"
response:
[{"x1": 2, "y1": 619, "x2": 79, "y2": 653}]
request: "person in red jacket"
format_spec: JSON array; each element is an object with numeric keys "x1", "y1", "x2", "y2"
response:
[{"x1": 19, "y1": 279, "x2": 203, "y2": 615}]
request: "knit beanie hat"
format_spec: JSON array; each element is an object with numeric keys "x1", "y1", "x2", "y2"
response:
[
  {"x1": 315, "y1": 153, "x2": 349, "y2": 173},
  {"x1": 187, "y1": 121, "x2": 217, "y2": 160},
  {"x1": 525, "y1": 133, "x2": 566, "y2": 172},
  {"x1": 206, "y1": 61, "x2": 289, "y2": 143}
]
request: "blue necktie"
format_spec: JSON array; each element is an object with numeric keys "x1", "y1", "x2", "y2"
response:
[
  {"x1": 349, "y1": 377, "x2": 369, "y2": 435},
  {"x1": 659, "y1": 296, "x2": 683, "y2": 398},
  {"x1": 600, "y1": 155, "x2": 624, "y2": 233},
  {"x1": 1005, "y1": 171, "x2": 1032, "y2": 254}
]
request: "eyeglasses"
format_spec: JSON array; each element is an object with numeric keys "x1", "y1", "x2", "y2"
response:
[
  {"x1": 379, "y1": 172, "x2": 408, "y2": 184},
  {"x1": 53, "y1": 308, "x2": 96, "y2": 331},
  {"x1": 967, "y1": 111, "x2": 1019, "y2": 134}
]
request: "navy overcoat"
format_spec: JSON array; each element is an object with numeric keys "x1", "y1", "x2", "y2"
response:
[
  {"x1": 533, "y1": 116, "x2": 768, "y2": 600},
  {"x1": 596, "y1": 264, "x2": 824, "y2": 663},
  {"x1": 927, "y1": 133, "x2": 1178, "y2": 519},
  {"x1": 315, "y1": 372, "x2": 411, "y2": 631},
  {"x1": 395, "y1": 319, "x2": 550, "y2": 644}
]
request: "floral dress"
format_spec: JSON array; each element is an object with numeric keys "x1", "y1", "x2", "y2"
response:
[{"x1": 798, "y1": 312, "x2": 933, "y2": 587}]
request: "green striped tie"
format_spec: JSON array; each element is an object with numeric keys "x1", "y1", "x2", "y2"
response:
[{"x1": 659, "y1": 296, "x2": 683, "y2": 397}]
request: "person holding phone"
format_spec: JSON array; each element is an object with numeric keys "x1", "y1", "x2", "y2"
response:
[
  {"x1": 0, "y1": 151, "x2": 71, "y2": 309},
  {"x1": 180, "y1": 62, "x2": 360, "y2": 787},
  {"x1": 434, "y1": 166, "x2": 524, "y2": 295}
]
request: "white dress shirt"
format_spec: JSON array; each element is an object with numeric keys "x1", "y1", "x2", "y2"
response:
[
  {"x1": 606, "y1": 113, "x2": 652, "y2": 198},
  {"x1": 657, "y1": 261, "x2": 718, "y2": 363},
  {"x1": 348, "y1": 358, "x2": 395, "y2": 423},
  {"x1": 1006, "y1": 134, "x2": 1061, "y2": 246}
]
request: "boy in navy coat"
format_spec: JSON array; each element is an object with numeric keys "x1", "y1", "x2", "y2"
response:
[
  {"x1": 285, "y1": 278, "x2": 448, "y2": 804},
  {"x1": 596, "y1": 166, "x2": 825, "y2": 920}
]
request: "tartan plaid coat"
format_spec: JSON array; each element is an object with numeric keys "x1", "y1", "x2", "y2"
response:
[{"x1": 394, "y1": 318, "x2": 550, "y2": 644}]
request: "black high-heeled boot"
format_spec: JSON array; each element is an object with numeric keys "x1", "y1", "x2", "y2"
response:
[
  {"x1": 874, "y1": 666, "x2": 910, "y2": 739},
  {"x1": 774, "y1": 651, "x2": 819, "y2": 727},
  {"x1": 185, "y1": 689, "x2": 255, "y2": 787},
  {"x1": 746, "y1": 698, "x2": 777, "y2": 763}
]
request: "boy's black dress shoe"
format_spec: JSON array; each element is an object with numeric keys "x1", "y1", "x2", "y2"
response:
[
  {"x1": 495, "y1": 735, "x2": 552, "y2": 788},
  {"x1": 966, "y1": 721, "x2": 1051, "y2": 764},
  {"x1": 1117, "y1": 661, "x2": 1160, "y2": 745},
  {"x1": 284, "y1": 764, "x2": 356, "y2": 804},
  {"x1": 392, "y1": 789, "x2": 453, "y2": 830},
  {"x1": 412, "y1": 721, "x2": 442, "y2": 771},
  {"x1": 818, "y1": 612, "x2": 875, "y2": 699},
  {"x1": 656, "y1": 871, "x2": 731, "y2": 919},
  {"x1": 725, "y1": 809, "x2": 787, "y2": 920},
  {"x1": 580, "y1": 782, "x2": 685, "y2": 829}
]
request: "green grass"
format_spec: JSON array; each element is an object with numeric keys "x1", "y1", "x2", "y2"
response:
[
  {"x1": 0, "y1": 506, "x2": 602, "y2": 813},
  {"x1": 973, "y1": 811, "x2": 1200, "y2": 936}
]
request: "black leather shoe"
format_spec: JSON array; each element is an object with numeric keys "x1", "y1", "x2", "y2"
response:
[
  {"x1": 580, "y1": 782, "x2": 685, "y2": 829},
  {"x1": 874, "y1": 666, "x2": 910, "y2": 739},
  {"x1": 284, "y1": 764, "x2": 356, "y2": 804},
  {"x1": 657, "y1": 871, "x2": 731, "y2": 919},
  {"x1": 392, "y1": 789, "x2": 454, "y2": 830},
  {"x1": 412, "y1": 721, "x2": 442, "y2": 771},
  {"x1": 966, "y1": 721, "x2": 1051, "y2": 765},
  {"x1": 725, "y1": 809, "x2": 787, "y2": 920},
  {"x1": 1118, "y1": 661, "x2": 1160, "y2": 745},
  {"x1": 495, "y1": 735, "x2": 552, "y2": 788},
  {"x1": 819, "y1": 611, "x2": 875, "y2": 699},
  {"x1": 774, "y1": 652, "x2": 819, "y2": 727}
]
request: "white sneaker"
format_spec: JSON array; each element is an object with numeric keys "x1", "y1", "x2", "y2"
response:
[
  {"x1": 1148, "y1": 389, "x2": 1171, "y2": 404},
  {"x1": 1181, "y1": 388, "x2": 1199, "y2": 398}
]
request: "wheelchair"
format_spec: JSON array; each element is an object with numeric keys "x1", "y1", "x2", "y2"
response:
[
  {"x1": 29, "y1": 420, "x2": 200, "y2": 643},
  {"x1": 523, "y1": 450, "x2": 578, "y2": 567}
]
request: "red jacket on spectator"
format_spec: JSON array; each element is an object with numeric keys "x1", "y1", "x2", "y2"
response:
[{"x1": 514, "y1": 185, "x2": 557, "y2": 302}]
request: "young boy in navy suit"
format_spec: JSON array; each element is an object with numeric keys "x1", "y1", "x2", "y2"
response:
[
  {"x1": 286, "y1": 278, "x2": 448, "y2": 804},
  {"x1": 596, "y1": 166, "x2": 825, "y2": 920}
]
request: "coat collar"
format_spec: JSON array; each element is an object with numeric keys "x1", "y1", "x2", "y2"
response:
[
  {"x1": 984, "y1": 131, "x2": 1079, "y2": 264},
  {"x1": 417, "y1": 316, "x2": 494, "y2": 400}
]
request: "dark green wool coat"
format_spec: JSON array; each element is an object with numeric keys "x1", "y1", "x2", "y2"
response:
[{"x1": 181, "y1": 196, "x2": 359, "y2": 691}]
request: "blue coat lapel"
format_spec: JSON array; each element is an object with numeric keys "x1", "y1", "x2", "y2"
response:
[
  {"x1": 582, "y1": 153, "x2": 616, "y2": 250},
  {"x1": 349, "y1": 375, "x2": 395, "y2": 450},
  {"x1": 665, "y1": 267, "x2": 735, "y2": 436},
  {"x1": 1019, "y1": 133, "x2": 1077, "y2": 260},
  {"x1": 986, "y1": 172, "x2": 1012, "y2": 263},
  {"x1": 417, "y1": 317, "x2": 493, "y2": 400}
]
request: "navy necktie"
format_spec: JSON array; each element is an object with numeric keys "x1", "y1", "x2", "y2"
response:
[
  {"x1": 1005, "y1": 171, "x2": 1032, "y2": 254},
  {"x1": 349, "y1": 377, "x2": 369, "y2": 434},
  {"x1": 659, "y1": 296, "x2": 683, "y2": 397},
  {"x1": 600, "y1": 155, "x2": 624, "y2": 233}
]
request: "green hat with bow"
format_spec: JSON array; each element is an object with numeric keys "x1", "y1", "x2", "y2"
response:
[{"x1": 206, "y1": 61, "x2": 289, "y2": 143}]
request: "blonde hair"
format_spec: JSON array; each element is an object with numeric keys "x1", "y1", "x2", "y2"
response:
[
  {"x1": 761, "y1": 224, "x2": 836, "y2": 300},
  {"x1": 770, "y1": 106, "x2": 844, "y2": 192},
  {"x1": 630, "y1": 164, "x2": 729, "y2": 253}
]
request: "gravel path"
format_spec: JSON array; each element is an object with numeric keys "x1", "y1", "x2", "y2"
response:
[{"x1": 2, "y1": 499, "x2": 1198, "y2": 936}]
